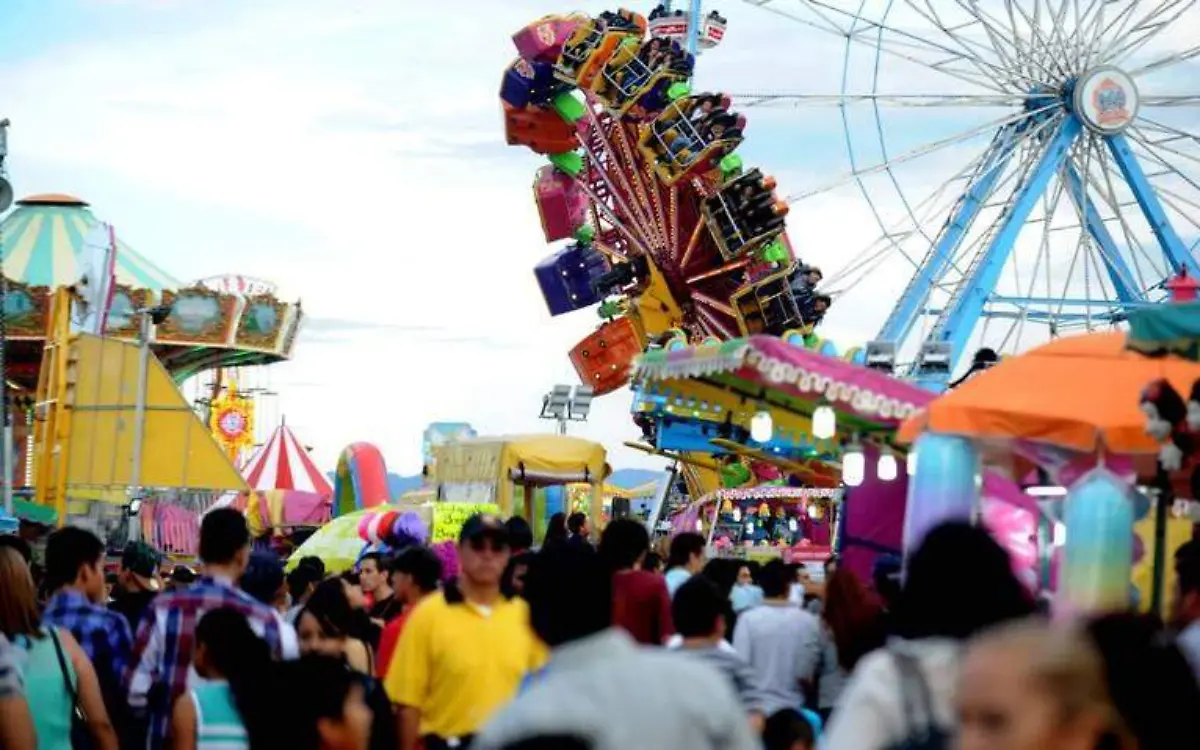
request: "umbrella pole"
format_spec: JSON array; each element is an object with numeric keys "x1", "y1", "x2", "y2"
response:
[{"x1": 1150, "y1": 463, "x2": 1172, "y2": 617}]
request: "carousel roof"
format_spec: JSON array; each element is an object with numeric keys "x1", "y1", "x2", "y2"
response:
[
  {"x1": 241, "y1": 423, "x2": 333, "y2": 497},
  {"x1": 0, "y1": 194, "x2": 181, "y2": 290}
]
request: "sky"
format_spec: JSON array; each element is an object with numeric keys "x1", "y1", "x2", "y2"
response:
[{"x1": 2, "y1": 0, "x2": 1198, "y2": 475}]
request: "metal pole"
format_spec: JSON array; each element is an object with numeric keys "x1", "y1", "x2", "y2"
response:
[
  {"x1": 128, "y1": 312, "x2": 151, "y2": 542},
  {"x1": 0, "y1": 118, "x2": 11, "y2": 519},
  {"x1": 687, "y1": 0, "x2": 702, "y2": 59}
]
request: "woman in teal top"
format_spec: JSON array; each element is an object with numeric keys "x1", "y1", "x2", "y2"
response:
[
  {"x1": 0, "y1": 547, "x2": 118, "y2": 750},
  {"x1": 171, "y1": 608, "x2": 271, "y2": 750}
]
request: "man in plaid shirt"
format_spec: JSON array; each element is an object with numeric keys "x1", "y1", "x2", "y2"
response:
[
  {"x1": 126, "y1": 509, "x2": 297, "y2": 750},
  {"x1": 41, "y1": 526, "x2": 135, "y2": 742}
]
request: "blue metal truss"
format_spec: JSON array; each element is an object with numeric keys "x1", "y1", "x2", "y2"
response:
[
  {"x1": 662, "y1": 1, "x2": 705, "y2": 59},
  {"x1": 880, "y1": 107, "x2": 1195, "y2": 392}
]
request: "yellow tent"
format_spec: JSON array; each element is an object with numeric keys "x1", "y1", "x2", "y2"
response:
[{"x1": 434, "y1": 435, "x2": 608, "y2": 520}]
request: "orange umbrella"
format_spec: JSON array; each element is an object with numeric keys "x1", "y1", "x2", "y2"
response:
[{"x1": 897, "y1": 332, "x2": 1200, "y2": 454}]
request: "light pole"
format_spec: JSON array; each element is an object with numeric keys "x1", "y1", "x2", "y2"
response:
[
  {"x1": 0, "y1": 118, "x2": 13, "y2": 520},
  {"x1": 127, "y1": 304, "x2": 171, "y2": 542}
]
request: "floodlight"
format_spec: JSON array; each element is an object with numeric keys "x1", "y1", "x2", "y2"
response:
[
  {"x1": 540, "y1": 384, "x2": 571, "y2": 420},
  {"x1": 569, "y1": 385, "x2": 594, "y2": 421}
]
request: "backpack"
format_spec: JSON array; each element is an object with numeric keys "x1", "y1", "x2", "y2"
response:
[{"x1": 884, "y1": 650, "x2": 951, "y2": 750}]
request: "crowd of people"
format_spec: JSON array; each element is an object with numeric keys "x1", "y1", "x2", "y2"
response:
[{"x1": 4, "y1": 507, "x2": 1200, "y2": 749}]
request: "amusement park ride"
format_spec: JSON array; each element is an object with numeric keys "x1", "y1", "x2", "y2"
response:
[{"x1": 502, "y1": 0, "x2": 1200, "y2": 503}]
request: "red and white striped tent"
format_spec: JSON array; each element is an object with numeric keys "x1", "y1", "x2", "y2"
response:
[{"x1": 241, "y1": 423, "x2": 333, "y2": 497}]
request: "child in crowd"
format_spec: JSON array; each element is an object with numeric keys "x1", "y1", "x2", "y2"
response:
[{"x1": 762, "y1": 709, "x2": 816, "y2": 750}]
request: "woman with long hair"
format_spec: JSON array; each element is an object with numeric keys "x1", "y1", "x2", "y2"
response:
[
  {"x1": 296, "y1": 580, "x2": 397, "y2": 750},
  {"x1": 598, "y1": 519, "x2": 673, "y2": 645},
  {"x1": 0, "y1": 546, "x2": 118, "y2": 750},
  {"x1": 816, "y1": 568, "x2": 887, "y2": 723},
  {"x1": 543, "y1": 513, "x2": 569, "y2": 549},
  {"x1": 170, "y1": 608, "x2": 271, "y2": 750},
  {"x1": 822, "y1": 522, "x2": 1034, "y2": 750},
  {"x1": 297, "y1": 579, "x2": 373, "y2": 674}
]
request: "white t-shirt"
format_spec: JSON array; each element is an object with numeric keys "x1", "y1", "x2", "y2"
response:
[{"x1": 821, "y1": 638, "x2": 960, "y2": 750}]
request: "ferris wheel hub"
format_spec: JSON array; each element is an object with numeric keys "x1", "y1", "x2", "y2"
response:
[{"x1": 1071, "y1": 66, "x2": 1140, "y2": 136}]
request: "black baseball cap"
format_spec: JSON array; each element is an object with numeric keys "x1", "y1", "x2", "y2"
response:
[{"x1": 458, "y1": 514, "x2": 510, "y2": 546}]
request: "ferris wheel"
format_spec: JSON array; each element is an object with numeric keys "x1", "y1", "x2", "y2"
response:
[{"x1": 735, "y1": 0, "x2": 1200, "y2": 390}]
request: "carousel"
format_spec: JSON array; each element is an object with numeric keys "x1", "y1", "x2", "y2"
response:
[{"x1": 0, "y1": 193, "x2": 303, "y2": 529}]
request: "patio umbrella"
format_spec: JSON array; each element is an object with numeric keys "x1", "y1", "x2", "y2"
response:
[
  {"x1": 285, "y1": 509, "x2": 370, "y2": 574},
  {"x1": 898, "y1": 331, "x2": 1200, "y2": 454}
]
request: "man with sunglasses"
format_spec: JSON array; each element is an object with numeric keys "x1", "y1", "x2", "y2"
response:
[{"x1": 388, "y1": 514, "x2": 547, "y2": 750}]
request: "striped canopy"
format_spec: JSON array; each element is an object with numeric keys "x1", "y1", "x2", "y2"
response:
[
  {"x1": 0, "y1": 194, "x2": 180, "y2": 290},
  {"x1": 241, "y1": 423, "x2": 333, "y2": 497}
]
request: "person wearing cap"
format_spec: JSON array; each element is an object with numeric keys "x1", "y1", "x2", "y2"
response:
[
  {"x1": 109, "y1": 541, "x2": 163, "y2": 632},
  {"x1": 387, "y1": 514, "x2": 547, "y2": 750}
]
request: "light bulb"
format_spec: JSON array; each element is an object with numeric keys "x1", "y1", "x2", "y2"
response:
[
  {"x1": 877, "y1": 451, "x2": 898, "y2": 482},
  {"x1": 732, "y1": 508, "x2": 742, "y2": 522},
  {"x1": 906, "y1": 449, "x2": 917, "y2": 476},
  {"x1": 843, "y1": 447, "x2": 866, "y2": 487},
  {"x1": 812, "y1": 405, "x2": 836, "y2": 439},
  {"x1": 1053, "y1": 522, "x2": 1067, "y2": 546},
  {"x1": 750, "y1": 410, "x2": 774, "y2": 443}
]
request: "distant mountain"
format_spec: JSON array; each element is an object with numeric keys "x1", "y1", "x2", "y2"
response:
[{"x1": 608, "y1": 468, "x2": 663, "y2": 489}]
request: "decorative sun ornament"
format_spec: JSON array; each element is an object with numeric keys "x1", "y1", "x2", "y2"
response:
[{"x1": 209, "y1": 386, "x2": 255, "y2": 459}]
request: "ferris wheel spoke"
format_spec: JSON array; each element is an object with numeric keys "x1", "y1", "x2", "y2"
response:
[
  {"x1": 785, "y1": 104, "x2": 1059, "y2": 203},
  {"x1": 1129, "y1": 43, "x2": 1200, "y2": 77},
  {"x1": 905, "y1": 0, "x2": 1038, "y2": 89},
  {"x1": 729, "y1": 93, "x2": 1033, "y2": 107},
  {"x1": 1083, "y1": 136, "x2": 1170, "y2": 285},
  {"x1": 1001, "y1": 0, "x2": 1076, "y2": 81},
  {"x1": 1099, "y1": 0, "x2": 1197, "y2": 68},
  {"x1": 745, "y1": 0, "x2": 1018, "y2": 94}
]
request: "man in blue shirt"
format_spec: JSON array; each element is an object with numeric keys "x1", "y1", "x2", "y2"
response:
[{"x1": 42, "y1": 526, "x2": 135, "y2": 745}]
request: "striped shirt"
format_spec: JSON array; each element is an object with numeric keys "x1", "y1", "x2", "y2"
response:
[{"x1": 191, "y1": 681, "x2": 248, "y2": 750}]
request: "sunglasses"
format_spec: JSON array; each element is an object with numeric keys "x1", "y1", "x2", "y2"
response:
[{"x1": 467, "y1": 534, "x2": 510, "y2": 553}]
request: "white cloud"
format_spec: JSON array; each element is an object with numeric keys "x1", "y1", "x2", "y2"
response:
[{"x1": 7, "y1": 0, "x2": 1198, "y2": 474}]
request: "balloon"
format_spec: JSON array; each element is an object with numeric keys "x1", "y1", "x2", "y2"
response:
[
  {"x1": 366, "y1": 513, "x2": 386, "y2": 544},
  {"x1": 375, "y1": 511, "x2": 399, "y2": 545},
  {"x1": 392, "y1": 512, "x2": 429, "y2": 548},
  {"x1": 357, "y1": 513, "x2": 374, "y2": 542}
]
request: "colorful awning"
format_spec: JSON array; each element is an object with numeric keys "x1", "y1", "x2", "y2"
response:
[
  {"x1": 0, "y1": 195, "x2": 180, "y2": 290},
  {"x1": 635, "y1": 335, "x2": 933, "y2": 431}
]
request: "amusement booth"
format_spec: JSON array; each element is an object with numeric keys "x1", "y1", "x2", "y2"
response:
[
  {"x1": 631, "y1": 332, "x2": 933, "y2": 576},
  {"x1": 432, "y1": 434, "x2": 609, "y2": 536},
  {"x1": 898, "y1": 316, "x2": 1200, "y2": 618}
]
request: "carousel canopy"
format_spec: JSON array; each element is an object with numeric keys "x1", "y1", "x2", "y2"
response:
[
  {"x1": 0, "y1": 194, "x2": 180, "y2": 290},
  {"x1": 242, "y1": 423, "x2": 333, "y2": 497}
]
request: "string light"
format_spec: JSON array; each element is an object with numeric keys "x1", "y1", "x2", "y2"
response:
[
  {"x1": 812, "y1": 404, "x2": 836, "y2": 439},
  {"x1": 842, "y1": 444, "x2": 866, "y2": 487},
  {"x1": 877, "y1": 448, "x2": 898, "y2": 482},
  {"x1": 750, "y1": 410, "x2": 774, "y2": 443}
]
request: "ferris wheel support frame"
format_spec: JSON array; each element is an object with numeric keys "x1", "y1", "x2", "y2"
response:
[{"x1": 892, "y1": 113, "x2": 1197, "y2": 392}]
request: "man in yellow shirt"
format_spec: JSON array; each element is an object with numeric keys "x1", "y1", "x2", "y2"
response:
[{"x1": 386, "y1": 514, "x2": 545, "y2": 750}]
